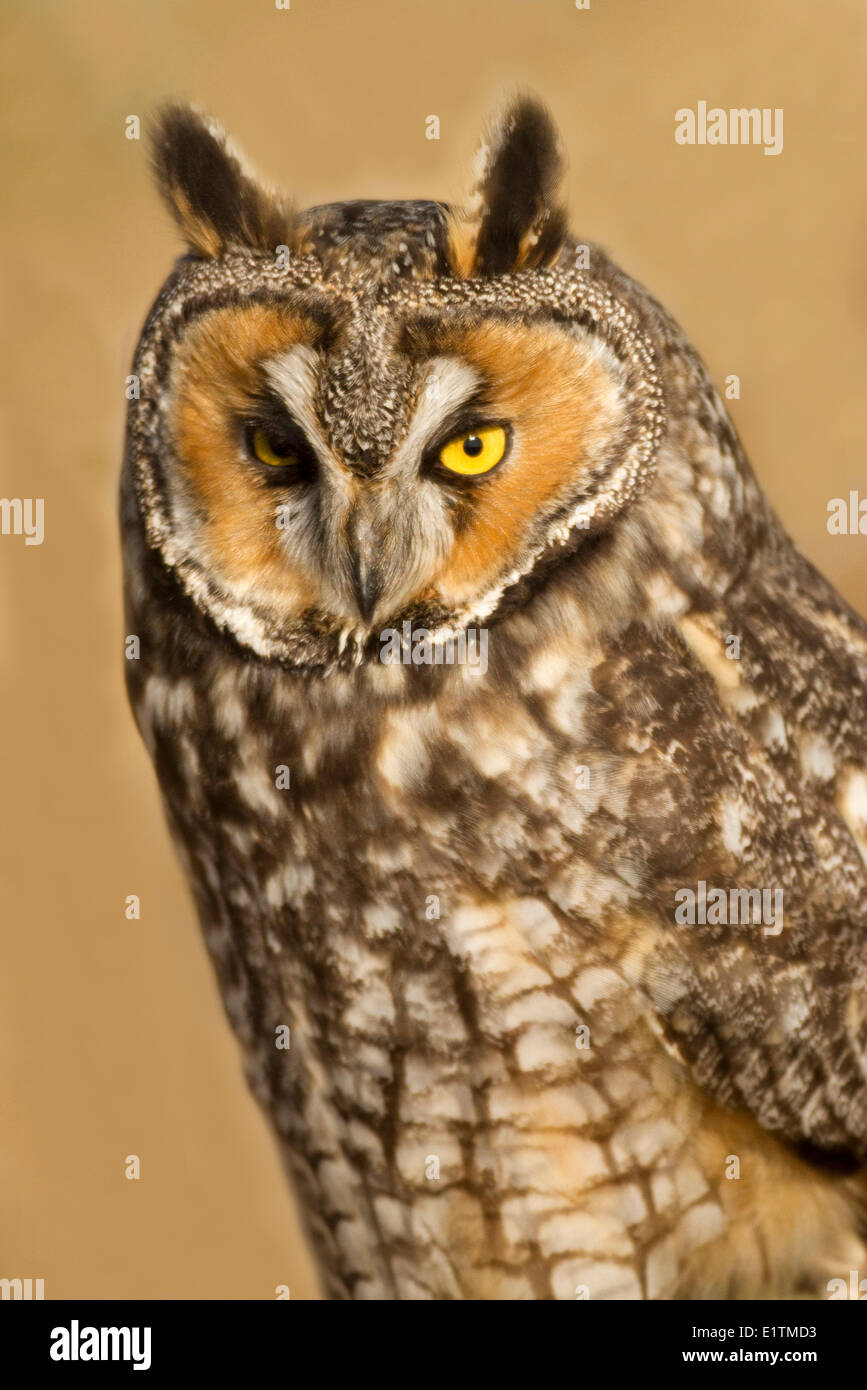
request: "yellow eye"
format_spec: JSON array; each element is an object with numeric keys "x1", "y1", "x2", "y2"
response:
[
  {"x1": 251, "y1": 426, "x2": 298, "y2": 468},
  {"x1": 438, "y1": 425, "x2": 507, "y2": 477}
]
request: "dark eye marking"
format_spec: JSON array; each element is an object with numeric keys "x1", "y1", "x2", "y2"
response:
[{"x1": 240, "y1": 400, "x2": 318, "y2": 484}]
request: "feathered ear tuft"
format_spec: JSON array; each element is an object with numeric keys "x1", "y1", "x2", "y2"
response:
[
  {"x1": 150, "y1": 105, "x2": 293, "y2": 258},
  {"x1": 449, "y1": 96, "x2": 568, "y2": 278}
]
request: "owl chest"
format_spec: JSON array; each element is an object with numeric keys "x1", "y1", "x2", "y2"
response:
[
  {"x1": 247, "y1": 850, "x2": 689, "y2": 1300},
  {"x1": 142, "y1": 663, "x2": 719, "y2": 1296},
  {"x1": 175, "y1": 687, "x2": 700, "y2": 1296}
]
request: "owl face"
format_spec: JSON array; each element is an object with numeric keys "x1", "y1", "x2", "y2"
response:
[{"x1": 129, "y1": 103, "x2": 664, "y2": 667}]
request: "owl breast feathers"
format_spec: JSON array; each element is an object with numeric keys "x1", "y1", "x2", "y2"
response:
[{"x1": 121, "y1": 97, "x2": 867, "y2": 1300}]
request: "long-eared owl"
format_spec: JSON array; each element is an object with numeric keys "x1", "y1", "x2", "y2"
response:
[{"x1": 121, "y1": 98, "x2": 867, "y2": 1300}]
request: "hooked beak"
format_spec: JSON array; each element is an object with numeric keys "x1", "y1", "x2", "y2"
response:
[{"x1": 347, "y1": 506, "x2": 383, "y2": 623}]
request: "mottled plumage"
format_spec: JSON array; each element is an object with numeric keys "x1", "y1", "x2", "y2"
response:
[{"x1": 122, "y1": 99, "x2": 867, "y2": 1299}]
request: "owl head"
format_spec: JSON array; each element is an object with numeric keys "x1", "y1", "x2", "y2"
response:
[{"x1": 124, "y1": 99, "x2": 665, "y2": 669}]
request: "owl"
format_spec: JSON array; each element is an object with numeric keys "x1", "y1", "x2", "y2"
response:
[{"x1": 121, "y1": 98, "x2": 867, "y2": 1301}]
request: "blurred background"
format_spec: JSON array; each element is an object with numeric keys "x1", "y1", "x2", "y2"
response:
[{"x1": 1, "y1": 0, "x2": 865, "y2": 1299}]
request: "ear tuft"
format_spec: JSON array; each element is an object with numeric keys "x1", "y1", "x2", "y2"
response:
[
  {"x1": 150, "y1": 105, "x2": 293, "y2": 258},
  {"x1": 449, "y1": 96, "x2": 568, "y2": 278}
]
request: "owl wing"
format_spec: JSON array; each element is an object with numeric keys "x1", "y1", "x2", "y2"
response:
[{"x1": 587, "y1": 541, "x2": 867, "y2": 1162}]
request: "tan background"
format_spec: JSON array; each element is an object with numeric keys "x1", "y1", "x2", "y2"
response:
[{"x1": 1, "y1": 0, "x2": 866, "y2": 1299}]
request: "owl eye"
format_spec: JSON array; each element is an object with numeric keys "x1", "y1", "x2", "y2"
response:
[
  {"x1": 250, "y1": 425, "x2": 300, "y2": 469},
  {"x1": 438, "y1": 425, "x2": 508, "y2": 477}
]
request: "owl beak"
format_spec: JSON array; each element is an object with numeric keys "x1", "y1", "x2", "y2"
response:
[
  {"x1": 351, "y1": 549, "x2": 382, "y2": 623},
  {"x1": 347, "y1": 509, "x2": 383, "y2": 623}
]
